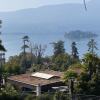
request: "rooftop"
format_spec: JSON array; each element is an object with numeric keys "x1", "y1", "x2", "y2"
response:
[
  {"x1": 8, "y1": 70, "x2": 64, "y2": 86},
  {"x1": 31, "y1": 72, "x2": 54, "y2": 80}
]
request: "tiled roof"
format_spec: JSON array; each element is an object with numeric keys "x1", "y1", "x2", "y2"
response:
[{"x1": 8, "y1": 70, "x2": 63, "y2": 86}]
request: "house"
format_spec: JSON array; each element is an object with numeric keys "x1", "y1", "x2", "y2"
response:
[{"x1": 7, "y1": 70, "x2": 65, "y2": 96}]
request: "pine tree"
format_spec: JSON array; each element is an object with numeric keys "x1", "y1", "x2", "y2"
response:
[
  {"x1": 71, "y1": 42, "x2": 79, "y2": 60},
  {"x1": 87, "y1": 39, "x2": 98, "y2": 55},
  {"x1": 0, "y1": 20, "x2": 6, "y2": 88},
  {"x1": 21, "y1": 35, "x2": 29, "y2": 73},
  {"x1": 52, "y1": 40, "x2": 65, "y2": 57}
]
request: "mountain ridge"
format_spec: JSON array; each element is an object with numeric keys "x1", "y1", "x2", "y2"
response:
[
  {"x1": 0, "y1": 0, "x2": 100, "y2": 58},
  {"x1": 0, "y1": 0, "x2": 100, "y2": 35}
]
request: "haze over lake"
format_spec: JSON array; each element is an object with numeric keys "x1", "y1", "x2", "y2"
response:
[{"x1": 0, "y1": 0, "x2": 100, "y2": 59}]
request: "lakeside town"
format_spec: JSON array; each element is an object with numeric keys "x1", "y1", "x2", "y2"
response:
[
  {"x1": 0, "y1": 0, "x2": 100, "y2": 100},
  {"x1": 0, "y1": 21, "x2": 100, "y2": 99}
]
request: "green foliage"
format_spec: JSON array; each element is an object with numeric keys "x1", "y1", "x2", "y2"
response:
[
  {"x1": 0, "y1": 94, "x2": 19, "y2": 100},
  {"x1": 76, "y1": 70, "x2": 100, "y2": 95},
  {"x1": 51, "y1": 53, "x2": 71, "y2": 71},
  {"x1": 0, "y1": 83, "x2": 20, "y2": 100},
  {"x1": 63, "y1": 63, "x2": 86, "y2": 83},
  {"x1": 63, "y1": 69, "x2": 78, "y2": 83},
  {"x1": 1, "y1": 83, "x2": 18, "y2": 96},
  {"x1": 53, "y1": 40, "x2": 65, "y2": 57},
  {"x1": 69, "y1": 63, "x2": 86, "y2": 70},
  {"x1": 36, "y1": 94, "x2": 53, "y2": 100},
  {"x1": 32, "y1": 44, "x2": 47, "y2": 65},
  {"x1": 87, "y1": 39, "x2": 98, "y2": 54},
  {"x1": 71, "y1": 42, "x2": 79, "y2": 60},
  {"x1": 4, "y1": 56, "x2": 21, "y2": 74},
  {"x1": 31, "y1": 64, "x2": 43, "y2": 72},
  {"x1": 2, "y1": 37, "x2": 100, "y2": 98},
  {"x1": 4, "y1": 52, "x2": 35, "y2": 74},
  {"x1": 24, "y1": 92, "x2": 69, "y2": 100},
  {"x1": 53, "y1": 92, "x2": 69, "y2": 100},
  {"x1": 75, "y1": 53, "x2": 100, "y2": 95},
  {"x1": 24, "y1": 94, "x2": 36, "y2": 100},
  {"x1": 31, "y1": 53, "x2": 72, "y2": 72},
  {"x1": 92, "y1": 74, "x2": 100, "y2": 95},
  {"x1": 83, "y1": 53, "x2": 100, "y2": 65},
  {"x1": 76, "y1": 72, "x2": 90, "y2": 94},
  {"x1": 0, "y1": 40, "x2": 6, "y2": 52},
  {"x1": 83, "y1": 53, "x2": 100, "y2": 78}
]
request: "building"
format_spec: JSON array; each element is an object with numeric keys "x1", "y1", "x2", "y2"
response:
[{"x1": 7, "y1": 70, "x2": 65, "y2": 96}]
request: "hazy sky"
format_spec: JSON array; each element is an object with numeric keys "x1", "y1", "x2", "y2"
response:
[{"x1": 0, "y1": 0, "x2": 91, "y2": 12}]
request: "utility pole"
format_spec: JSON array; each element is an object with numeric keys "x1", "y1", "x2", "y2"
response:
[{"x1": 83, "y1": 0, "x2": 87, "y2": 11}]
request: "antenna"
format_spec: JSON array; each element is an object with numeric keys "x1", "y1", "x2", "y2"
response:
[{"x1": 83, "y1": 0, "x2": 87, "y2": 11}]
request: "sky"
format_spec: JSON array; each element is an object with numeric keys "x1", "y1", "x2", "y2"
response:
[
  {"x1": 0, "y1": 0, "x2": 92, "y2": 59},
  {"x1": 0, "y1": 0, "x2": 91, "y2": 12}
]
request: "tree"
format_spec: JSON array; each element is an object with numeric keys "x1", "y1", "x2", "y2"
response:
[
  {"x1": 63, "y1": 63, "x2": 87, "y2": 96},
  {"x1": 71, "y1": 42, "x2": 79, "y2": 60},
  {"x1": 83, "y1": 53, "x2": 100, "y2": 79},
  {"x1": 87, "y1": 39, "x2": 98, "y2": 55},
  {"x1": 21, "y1": 35, "x2": 30, "y2": 73},
  {"x1": 0, "y1": 40, "x2": 6, "y2": 52},
  {"x1": 32, "y1": 44, "x2": 47, "y2": 64},
  {"x1": 1, "y1": 83, "x2": 18, "y2": 96},
  {"x1": 52, "y1": 40, "x2": 65, "y2": 57},
  {"x1": 63, "y1": 63, "x2": 85, "y2": 82},
  {"x1": 52, "y1": 53, "x2": 71, "y2": 71},
  {"x1": 63, "y1": 69, "x2": 78, "y2": 83},
  {"x1": 76, "y1": 53, "x2": 100, "y2": 95},
  {"x1": 76, "y1": 71, "x2": 100, "y2": 95},
  {"x1": 21, "y1": 35, "x2": 29, "y2": 56},
  {"x1": 0, "y1": 83, "x2": 20, "y2": 100},
  {"x1": 0, "y1": 21, "x2": 6, "y2": 88},
  {"x1": 4, "y1": 56, "x2": 21, "y2": 74}
]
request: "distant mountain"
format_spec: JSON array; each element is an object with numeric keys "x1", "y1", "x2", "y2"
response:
[
  {"x1": 0, "y1": 0, "x2": 100, "y2": 58},
  {"x1": 0, "y1": 0, "x2": 100, "y2": 36}
]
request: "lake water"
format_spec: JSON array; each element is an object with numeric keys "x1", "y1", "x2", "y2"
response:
[{"x1": 1, "y1": 33, "x2": 100, "y2": 60}]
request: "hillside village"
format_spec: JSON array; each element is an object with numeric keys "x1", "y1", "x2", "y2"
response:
[
  {"x1": 0, "y1": 19, "x2": 100, "y2": 100},
  {"x1": 0, "y1": 0, "x2": 100, "y2": 100}
]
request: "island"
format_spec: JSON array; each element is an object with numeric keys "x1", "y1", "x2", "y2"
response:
[{"x1": 65, "y1": 30, "x2": 98, "y2": 41}]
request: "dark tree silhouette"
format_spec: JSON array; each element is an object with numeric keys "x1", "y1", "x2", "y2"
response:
[
  {"x1": 52, "y1": 40, "x2": 65, "y2": 57},
  {"x1": 0, "y1": 20, "x2": 6, "y2": 87},
  {"x1": 71, "y1": 42, "x2": 79, "y2": 60},
  {"x1": 87, "y1": 39, "x2": 98, "y2": 55},
  {"x1": 21, "y1": 35, "x2": 29, "y2": 73}
]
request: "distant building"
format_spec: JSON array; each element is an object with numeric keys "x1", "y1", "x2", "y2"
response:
[{"x1": 7, "y1": 70, "x2": 65, "y2": 96}]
